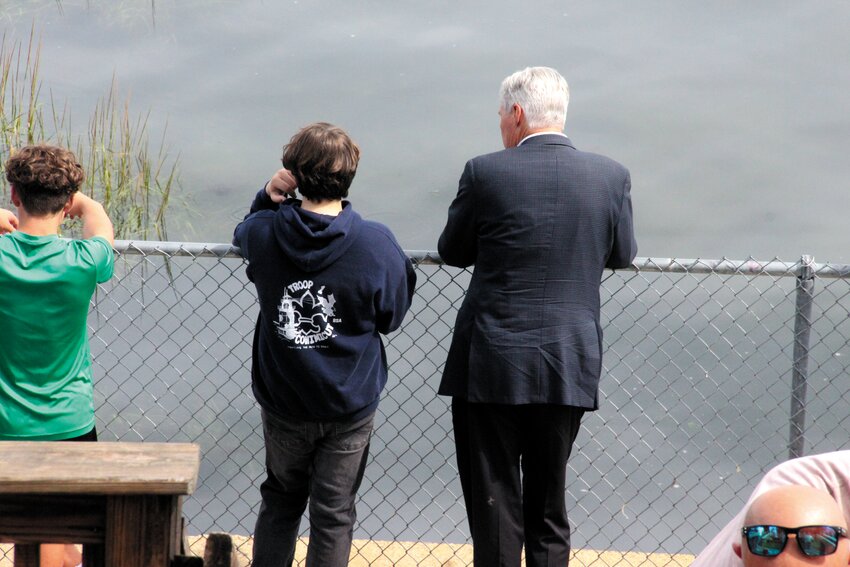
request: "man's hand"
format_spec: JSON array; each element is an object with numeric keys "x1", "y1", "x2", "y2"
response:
[
  {"x1": 265, "y1": 168, "x2": 298, "y2": 203},
  {"x1": 0, "y1": 208, "x2": 18, "y2": 234}
]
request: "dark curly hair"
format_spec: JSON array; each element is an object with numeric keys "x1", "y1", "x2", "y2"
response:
[
  {"x1": 282, "y1": 123, "x2": 360, "y2": 202},
  {"x1": 5, "y1": 144, "x2": 84, "y2": 215}
]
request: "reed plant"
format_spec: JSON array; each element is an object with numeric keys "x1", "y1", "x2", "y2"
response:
[
  {"x1": 0, "y1": 28, "x2": 43, "y2": 151},
  {"x1": 0, "y1": 28, "x2": 178, "y2": 240}
]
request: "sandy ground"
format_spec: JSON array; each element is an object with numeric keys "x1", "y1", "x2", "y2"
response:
[
  {"x1": 1, "y1": 538, "x2": 694, "y2": 566},
  {"x1": 186, "y1": 535, "x2": 695, "y2": 567}
]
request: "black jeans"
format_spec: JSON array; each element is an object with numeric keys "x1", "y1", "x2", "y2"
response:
[
  {"x1": 452, "y1": 398, "x2": 585, "y2": 567},
  {"x1": 252, "y1": 408, "x2": 374, "y2": 567}
]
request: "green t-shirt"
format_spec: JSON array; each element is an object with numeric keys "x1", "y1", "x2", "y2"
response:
[{"x1": 0, "y1": 232, "x2": 115, "y2": 440}]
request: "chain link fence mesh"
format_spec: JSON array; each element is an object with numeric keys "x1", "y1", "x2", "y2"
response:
[{"x1": 4, "y1": 244, "x2": 850, "y2": 566}]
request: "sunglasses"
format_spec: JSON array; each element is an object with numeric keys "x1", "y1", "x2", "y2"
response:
[{"x1": 743, "y1": 525, "x2": 847, "y2": 557}]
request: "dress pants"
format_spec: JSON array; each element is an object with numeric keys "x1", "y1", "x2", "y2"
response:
[{"x1": 452, "y1": 398, "x2": 585, "y2": 567}]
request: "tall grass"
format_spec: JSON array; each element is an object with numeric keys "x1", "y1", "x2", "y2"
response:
[
  {"x1": 0, "y1": 29, "x2": 178, "y2": 240},
  {"x1": 0, "y1": 28, "x2": 43, "y2": 150}
]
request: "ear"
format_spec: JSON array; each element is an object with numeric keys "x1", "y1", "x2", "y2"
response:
[
  {"x1": 512, "y1": 103, "x2": 524, "y2": 126},
  {"x1": 10, "y1": 185, "x2": 21, "y2": 207},
  {"x1": 63, "y1": 193, "x2": 74, "y2": 215},
  {"x1": 733, "y1": 541, "x2": 742, "y2": 558}
]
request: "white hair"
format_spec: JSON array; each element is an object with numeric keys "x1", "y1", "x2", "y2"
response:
[{"x1": 499, "y1": 66, "x2": 569, "y2": 130}]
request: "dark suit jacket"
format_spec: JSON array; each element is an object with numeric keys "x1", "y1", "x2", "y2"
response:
[{"x1": 437, "y1": 134, "x2": 637, "y2": 409}]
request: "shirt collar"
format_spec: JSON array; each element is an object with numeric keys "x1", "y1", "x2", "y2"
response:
[{"x1": 518, "y1": 131, "x2": 569, "y2": 146}]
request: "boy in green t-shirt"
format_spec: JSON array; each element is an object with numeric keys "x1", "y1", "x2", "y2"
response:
[{"x1": 0, "y1": 144, "x2": 114, "y2": 567}]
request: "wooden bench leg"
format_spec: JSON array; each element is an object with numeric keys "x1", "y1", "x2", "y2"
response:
[
  {"x1": 82, "y1": 543, "x2": 105, "y2": 567},
  {"x1": 13, "y1": 544, "x2": 39, "y2": 567},
  {"x1": 106, "y1": 495, "x2": 182, "y2": 567},
  {"x1": 169, "y1": 517, "x2": 203, "y2": 567}
]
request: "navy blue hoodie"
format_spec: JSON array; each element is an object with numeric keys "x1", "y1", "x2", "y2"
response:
[{"x1": 233, "y1": 189, "x2": 416, "y2": 421}]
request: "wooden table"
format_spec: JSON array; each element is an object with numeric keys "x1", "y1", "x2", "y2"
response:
[{"x1": 0, "y1": 441, "x2": 200, "y2": 567}]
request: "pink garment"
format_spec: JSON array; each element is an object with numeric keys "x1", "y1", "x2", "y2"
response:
[{"x1": 691, "y1": 451, "x2": 850, "y2": 567}]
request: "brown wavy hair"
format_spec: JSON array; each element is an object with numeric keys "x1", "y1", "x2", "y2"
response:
[
  {"x1": 282, "y1": 123, "x2": 360, "y2": 201},
  {"x1": 5, "y1": 145, "x2": 84, "y2": 215}
]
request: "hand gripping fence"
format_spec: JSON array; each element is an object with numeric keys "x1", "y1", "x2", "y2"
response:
[{"x1": 4, "y1": 243, "x2": 849, "y2": 566}]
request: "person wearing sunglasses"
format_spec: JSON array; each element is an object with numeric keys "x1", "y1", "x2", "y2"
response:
[
  {"x1": 692, "y1": 450, "x2": 850, "y2": 566},
  {"x1": 733, "y1": 485, "x2": 850, "y2": 566}
]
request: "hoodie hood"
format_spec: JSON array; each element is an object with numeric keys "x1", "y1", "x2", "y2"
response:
[{"x1": 274, "y1": 200, "x2": 362, "y2": 272}]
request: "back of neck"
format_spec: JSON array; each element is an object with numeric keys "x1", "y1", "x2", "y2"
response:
[
  {"x1": 16, "y1": 210, "x2": 63, "y2": 236},
  {"x1": 300, "y1": 198, "x2": 343, "y2": 217}
]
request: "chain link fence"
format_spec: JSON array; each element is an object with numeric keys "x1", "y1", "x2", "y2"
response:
[{"x1": 5, "y1": 243, "x2": 850, "y2": 566}]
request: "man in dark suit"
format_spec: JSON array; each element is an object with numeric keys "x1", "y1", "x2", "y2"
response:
[{"x1": 438, "y1": 66, "x2": 637, "y2": 566}]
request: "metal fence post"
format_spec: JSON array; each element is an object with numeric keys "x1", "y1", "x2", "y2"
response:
[{"x1": 789, "y1": 254, "x2": 815, "y2": 459}]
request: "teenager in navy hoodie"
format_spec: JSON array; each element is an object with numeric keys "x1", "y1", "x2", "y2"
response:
[{"x1": 233, "y1": 123, "x2": 416, "y2": 567}]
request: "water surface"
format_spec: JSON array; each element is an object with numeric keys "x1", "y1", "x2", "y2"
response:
[{"x1": 3, "y1": 1, "x2": 850, "y2": 260}]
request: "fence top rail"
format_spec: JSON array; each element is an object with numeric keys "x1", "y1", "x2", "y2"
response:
[{"x1": 111, "y1": 241, "x2": 850, "y2": 279}]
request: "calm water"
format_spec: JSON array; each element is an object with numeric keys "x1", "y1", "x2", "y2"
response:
[
  {"x1": 3, "y1": 0, "x2": 850, "y2": 554},
  {"x1": 3, "y1": 1, "x2": 850, "y2": 261}
]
